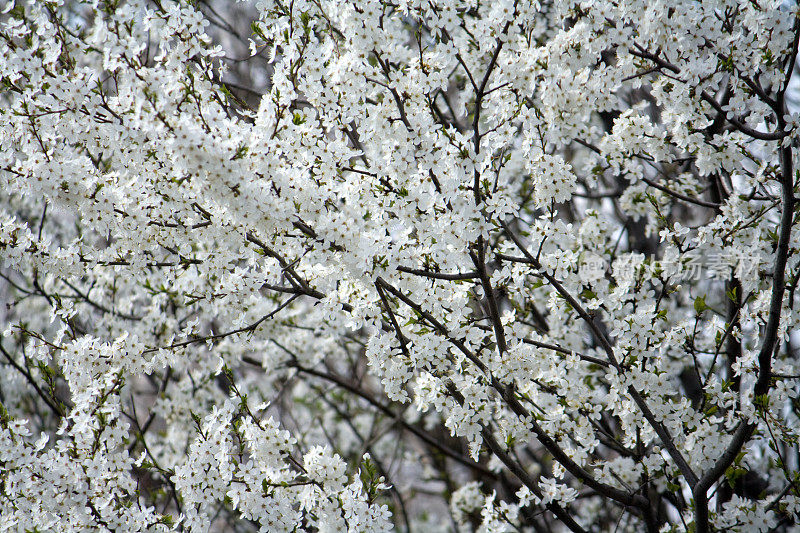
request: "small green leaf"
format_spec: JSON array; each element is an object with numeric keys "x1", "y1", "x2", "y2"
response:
[{"x1": 694, "y1": 296, "x2": 708, "y2": 314}]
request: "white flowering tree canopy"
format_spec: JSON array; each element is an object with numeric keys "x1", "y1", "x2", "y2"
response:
[{"x1": 3, "y1": 0, "x2": 800, "y2": 531}]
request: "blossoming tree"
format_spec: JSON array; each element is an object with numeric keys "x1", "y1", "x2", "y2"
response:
[{"x1": 2, "y1": 0, "x2": 800, "y2": 531}]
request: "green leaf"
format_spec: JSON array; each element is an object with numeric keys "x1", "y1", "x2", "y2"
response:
[
  {"x1": 694, "y1": 296, "x2": 708, "y2": 314},
  {"x1": 726, "y1": 286, "x2": 738, "y2": 302}
]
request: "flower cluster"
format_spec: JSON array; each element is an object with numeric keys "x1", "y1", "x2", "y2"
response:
[{"x1": 1, "y1": 0, "x2": 800, "y2": 531}]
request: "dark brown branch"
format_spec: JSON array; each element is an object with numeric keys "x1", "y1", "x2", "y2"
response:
[{"x1": 397, "y1": 265, "x2": 480, "y2": 281}]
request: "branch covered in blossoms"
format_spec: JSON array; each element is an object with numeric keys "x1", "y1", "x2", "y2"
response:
[{"x1": 2, "y1": 0, "x2": 800, "y2": 531}]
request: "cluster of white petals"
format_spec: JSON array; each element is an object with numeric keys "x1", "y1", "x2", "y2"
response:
[{"x1": 2, "y1": 0, "x2": 800, "y2": 531}]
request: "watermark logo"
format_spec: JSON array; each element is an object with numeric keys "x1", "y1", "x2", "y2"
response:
[{"x1": 582, "y1": 251, "x2": 761, "y2": 282}]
